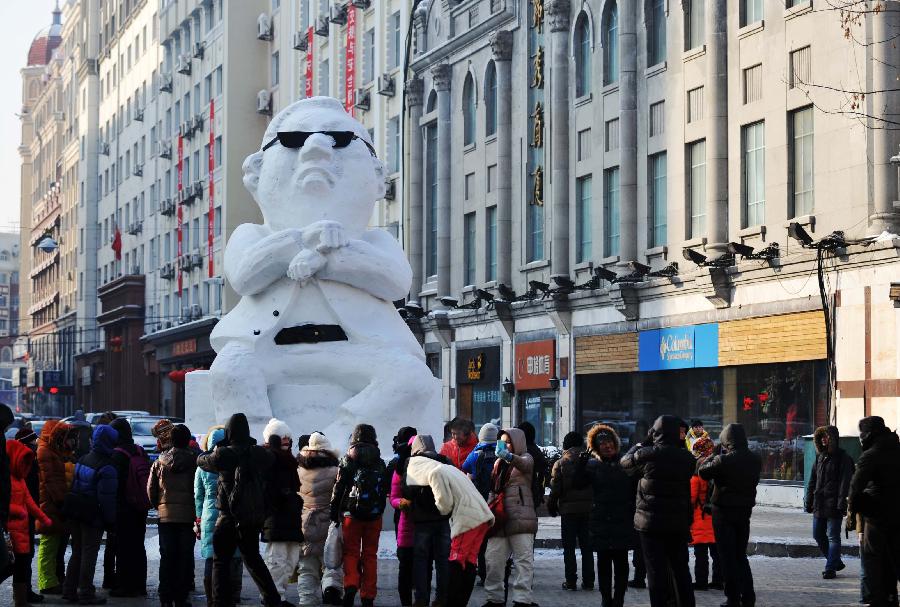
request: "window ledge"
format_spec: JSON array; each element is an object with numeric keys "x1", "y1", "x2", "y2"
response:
[
  {"x1": 738, "y1": 20, "x2": 765, "y2": 39},
  {"x1": 461, "y1": 285, "x2": 475, "y2": 293},
  {"x1": 463, "y1": 142, "x2": 476, "y2": 154},
  {"x1": 784, "y1": 0, "x2": 813, "y2": 20},
  {"x1": 520, "y1": 259, "x2": 550, "y2": 272},
  {"x1": 785, "y1": 214, "x2": 816, "y2": 230},
  {"x1": 739, "y1": 224, "x2": 767, "y2": 239},
  {"x1": 645, "y1": 246, "x2": 668, "y2": 259},
  {"x1": 573, "y1": 261, "x2": 594, "y2": 272},
  {"x1": 601, "y1": 82, "x2": 619, "y2": 96},
  {"x1": 645, "y1": 61, "x2": 667, "y2": 78},
  {"x1": 683, "y1": 45, "x2": 707, "y2": 63},
  {"x1": 485, "y1": 134, "x2": 497, "y2": 145},
  {"x1": 575, "y1": 93, "x2": 592, "y2": 107},
  {"x1": 683, "y1": 237, "x2": 708, "y2": 249},
  {"x1": 599, "y1": 255, "x2": 620, "y2": 266}
]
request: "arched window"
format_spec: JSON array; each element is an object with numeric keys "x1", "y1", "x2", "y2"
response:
[
  {"x1": 484, "y1": 62, "x2": 497, "y2": 137},
  {"x1": 647, "y1": 0, "x2": 666, "y2": 66},
  {"x1": 426, "y1": 90, "x2": 437, "y2": 113},
  {"x1": 603, "y1": 2, "x2": 619, "y2": 85},
  {"x1": 462, "y1": 73, "x2": 476, "y2": 146},
  {"x1": 574, "y1": 13, "x2": 592, "y2": 97}
]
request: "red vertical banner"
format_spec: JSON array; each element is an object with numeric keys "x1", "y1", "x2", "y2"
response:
[
  {"x1": 207, "y1": 100, "x2": 215, "y2": 278},
  {"x1": 345, "y1": 5, "x2": 356, "y2": 116},
  {"x1": 305, "y1": 27, "x2": 314, "y2": 98},
  {"x1": 177, "y1": 134, "x2": 184, "y2": 297}
]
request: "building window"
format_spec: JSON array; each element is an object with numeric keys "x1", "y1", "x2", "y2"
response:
[
  {"x1": 487, "y1": 165, "x2": 496, "y2": 192},
  {"x1": 528, "y1": 200, "x2": 544, "y2": 262},
  {"x1": 647, "y1": 0, "x2": 666, "y2": 66},
  {"x1": 649, "y1": 152, "x2": 667, "y2": 247},
  {"x1": 790, "y1": 106, "x2": 814, "y2": 217},
  {"x1": 605, "y1": 119, "x2": 620, "y2": 152},
  {"x1": 462, "y1": 73, "x2": 476, "y2": 146},
  {"x1": 742, "y1": 121, "x2": 766, "y2": 227},
  {"x1": 485, "y1": 62, "x2": 497, "y2": 137},
  {"x1": 685, "y1": 0, "x2": 705, "y2": 50},
  {"x1": 603, "y1": 167, "x2": 620, "y2": 257},
  {"x1": 576, "y1": 175, "x2": 593, "y2": 262},
  {"x1": 387, "y1": 116, "x2": 400, "y2": 174},
  {"x1": 650, "y1": 101, "x2": 665, "y2": 137},
  {"x1": 789, "y1": 46, "x2": 811, "y2": 89},
  {"x1": 465, "y1": 173, "x2": 475, "y2": 200},
  {"x1": 577, "y1": 128, "x2": 592, "y2": 161},
  {"x1": 363, "y1": 28, "x2": 375, "y2": 84},
  {"x1": 464, "y1": 212, "x2": 476, "y2": 286},
  {"x1": 603, "y1": 2, "x2": 619, "y2": 85},
  {"x1": 743, "y1": 64, "x2": 762, "y2": 104},
  {"x1": 425, "y1": 123, "x2": 438, "y2": 277},
  {"x1": 389, "y1": 11, "x2": 402, "y2": 69},
  {"x1": 574, "y1": 13, "x2": 592, "y2": 97},
  {"x1": 688, "y1": 139, "x2": 706, "y2": 238},
  {"x1": 742, "y1": 0, "x2": 763, "y2": 26},
  {"x1": 687, "y1": 86, "x2": 704, "y2": 123},
  {"x1": 486, "y1": 206, "x2": 497, "y2": 282},
  {"x1": 319, "y1": 59, "x2": 330, "y2": 96}
]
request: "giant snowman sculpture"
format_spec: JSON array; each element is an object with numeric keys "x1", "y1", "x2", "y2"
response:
[{"x1": 187, "y1": 97, "x2": 442, "y2": 454}]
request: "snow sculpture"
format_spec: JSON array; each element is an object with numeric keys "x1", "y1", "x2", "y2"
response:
[{"x1": 201, "y1": 96, "x2": 442, "y2": 453}]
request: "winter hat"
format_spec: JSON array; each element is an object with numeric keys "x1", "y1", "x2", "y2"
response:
[
  {"x1": 691, "y1": 435, "x2": 715, "y2": 459},
  {"x1": 263, "y1": 418, "x2": 293, "y2": 444},
  {"x1": 478, "y1": 423, "x2": 499, "y2": 443},
  {"x1": 171, "y1": 424, "x2": 192, "y2": 449},
  {"x1": 152, "y1": 419, "x2": 175, "y2": 451},
  {"x1": 15, "y1": 427, "x2": 37, "y2": 445},
  {"x1": 307, "y1": 431, "x2": 339, "y2": 457},
  {"x1": 562, "y1": 431, "x2": 583, "y2": 451},
  {"x1": 393, "y1": 426, "x2": 418, "y2": 451},
  {"x1": 109, "y1": 418, "x2": 134, "y2": 445}
]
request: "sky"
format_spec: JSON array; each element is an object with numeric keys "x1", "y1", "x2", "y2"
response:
[{"x1": 0, "y1": 1, "x2": 58, "y2": 234}]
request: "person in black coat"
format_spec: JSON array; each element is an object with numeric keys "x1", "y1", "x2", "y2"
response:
[
  {"x1": 620, "y1": 415, "x2": 696, "y2": 607},
  {"x1": 698, "y1": 423, "x2": 761, "y2": 607},
  {"x1": 575, "y1": 424, "x2": 636, "y2": 607},
  {"x1": 805, "y1": 425, "x2": 854, "y2": 578},
  {"x1": 848, "y1": 416, "x2": 900, "y2": 607},
  {"x1": 197, "y1": 413, "x2": 282, "y2": 607}
]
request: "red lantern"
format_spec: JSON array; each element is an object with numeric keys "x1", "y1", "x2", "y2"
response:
[
  {"x1": 743, "y1": 397, "x2": 754, "y2": 411},
  {"x1": 758, "y1": 392, "x2": 769, "y2": 403},
  {"x1": 168, "y1": 369, "x2": 186, "y2": 383}
]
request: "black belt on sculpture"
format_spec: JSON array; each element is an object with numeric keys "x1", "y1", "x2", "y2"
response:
[{"x1": 274, "y1": 324, "x2": 348, "y2": 345}]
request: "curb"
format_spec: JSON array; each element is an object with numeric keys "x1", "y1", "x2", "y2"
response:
[{"x1": 535, "y1": 537, "x2": 858, "y2": 558}]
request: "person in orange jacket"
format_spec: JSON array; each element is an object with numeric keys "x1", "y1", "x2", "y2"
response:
[
  {"x1": 689, "y1": 436, "x2": 722, "y2": 591},
  {"x1": 7, "y1": 438, "x2": 53, "y2": 606}
]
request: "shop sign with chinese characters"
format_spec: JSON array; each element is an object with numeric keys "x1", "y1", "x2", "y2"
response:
[{"x1": 514, "y1": 339, "x2": 555, "y2": 390}]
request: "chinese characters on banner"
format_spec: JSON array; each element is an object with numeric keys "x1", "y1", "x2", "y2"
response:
[
  {"x1": 207, "y1": 100, "x2": 215, "y2": 278},
  {"x1": 305, "y1": 27, "x2": 313, "y2": 98},
  {"x1": 344, "y1": 5, "x2": 356, "y2": 116},
  {"x1": 177, "y1": 134, "x2": 184, "y2": 296}
]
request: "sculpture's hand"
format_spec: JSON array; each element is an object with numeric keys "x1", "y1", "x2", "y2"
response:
[
  {"x1": 287, "y1": 248, "x2": 327, "y2": 284},
  {"x1": 301, "y1": 220, "x2": 349, "y2": 252}
]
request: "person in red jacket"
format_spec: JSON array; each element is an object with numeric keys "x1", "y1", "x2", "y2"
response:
[
  {"x1": 7, "y1": 438, "x2": 53, "y2": 606},
  {"x1": 689, "y1": 436, "x2": 722, "y2": 591},
  {"x1": 439, "y1": 417, "x2": 477, "y2": 470}
]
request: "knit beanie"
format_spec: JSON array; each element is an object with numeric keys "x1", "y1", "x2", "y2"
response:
[
  {"x1": 152, "y1": 419, "x2": 175, "y2": 451},
  {"x1": 263, "y1": 418, "x2": 293, "y2": 444},
  {"x1": 478, "y1": 423, "x2": 499, "y2": 443},
  {"x1": 562, "y1": 431, "x2": 583, "y2": 450},
  {"x1": 307, "y1": 431, "x2": 339, "y2": 457}
]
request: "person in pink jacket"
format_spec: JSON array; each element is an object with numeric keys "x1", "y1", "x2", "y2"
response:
[{"x1": 390, "y1": 436, "x2": 416, "y2": 607}]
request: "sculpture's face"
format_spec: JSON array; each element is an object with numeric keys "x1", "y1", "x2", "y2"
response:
[{"x1": 245, "y1": 100, "x2": 385, "y2": 236}]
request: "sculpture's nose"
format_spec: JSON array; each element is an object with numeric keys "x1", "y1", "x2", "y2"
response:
[{"x1": 299, "y1": 132, "x2": 334, "y2": 163}]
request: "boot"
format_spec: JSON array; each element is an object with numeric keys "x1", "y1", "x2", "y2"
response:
[
  {"x1": 460, "y1": 564, "x2": 479, "y2": 607},
  {"x1": 14, "y1": 583, "x2": 29, "y2": 607},
  {"x1": 323, "y1": 587, "x2": 343, "y2": 606},
  {"x1": 27, "y1": 589, "x2": 45, "y2": 603},
  {"x1": 342, "y1": 587, "x2": 357, "y2": 607}
]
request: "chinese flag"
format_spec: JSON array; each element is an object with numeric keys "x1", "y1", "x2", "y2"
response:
[{"x1": 111, "y1": 227, "x2": 122, "y2": 260}]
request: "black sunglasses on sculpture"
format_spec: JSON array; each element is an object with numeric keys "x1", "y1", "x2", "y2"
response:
[{"x1": 262, "y1": 130, "x2": 377, "y2": 157}]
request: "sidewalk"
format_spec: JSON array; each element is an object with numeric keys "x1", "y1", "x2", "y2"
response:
[{"x1": 535, "y1": 506, "x2": 859, "y2": 557}]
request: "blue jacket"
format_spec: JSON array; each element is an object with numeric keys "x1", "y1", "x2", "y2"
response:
[
  {"x1": 194, "y1": 427, "x2": 225, "y2": 559},
  {"x1": 462, "y1": 441, "x2": 496, "y2": 476},
  {"x1": 69, "y1": 425, "x2": 119, "y2": 528}
]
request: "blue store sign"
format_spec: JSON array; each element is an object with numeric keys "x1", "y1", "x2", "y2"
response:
[{"x1": 638, "y1": 324, "x2": 719, "y2": 371}]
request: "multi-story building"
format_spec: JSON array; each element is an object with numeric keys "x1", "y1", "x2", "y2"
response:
[
  {"x1": 0, "y1": 233, "x2": 24, "y2": 410},
  {"x1": 404, "y1": 0, "x2": 900, "y2": 501}
]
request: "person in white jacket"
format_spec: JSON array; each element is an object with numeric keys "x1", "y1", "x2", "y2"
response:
[{"x1": 405, "y1": 449, "x2": 494, "y2": 607}]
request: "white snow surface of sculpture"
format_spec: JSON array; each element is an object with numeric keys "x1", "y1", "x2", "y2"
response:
[{"x1": 194, "y1": 96, "x2": 442, "y2": 454}]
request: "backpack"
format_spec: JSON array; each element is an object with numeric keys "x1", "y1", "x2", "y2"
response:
[
  {"x1": 227, "y1": 450, "x2": 267, "y2": 528},
  {"x1": 115, "y1": 446, "x2": 152, "y2": 512},
  {"x1": 346, "y1": 459, "x2": 387, "y2": 520},
  {"x1": 472, "y1": 448, "x2": 498, "y2": 500}
]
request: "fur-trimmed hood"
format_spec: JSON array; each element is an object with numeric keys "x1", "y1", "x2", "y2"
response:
[
  {"x1": 814, "y1": 425, "x2": 840, "y2": 454},
  {"x1": 587, "y1": 423, "x2": 621, "y2": 455}
]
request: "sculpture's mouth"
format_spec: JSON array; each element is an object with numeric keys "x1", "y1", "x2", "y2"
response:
[{"x1": 297, "y1": 166, "x2": 335, "y2": 187}]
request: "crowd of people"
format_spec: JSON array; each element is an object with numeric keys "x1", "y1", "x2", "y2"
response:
[{"x1": 1, "y1": 404, "x2": 899, "y2": 607}]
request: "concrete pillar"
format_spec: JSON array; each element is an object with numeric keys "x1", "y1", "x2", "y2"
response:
[
  {"x1": 413, "y1": 6, "x2": 428, "y2": 55},
  {"x1": 406, "y1": 77, "x2": 425, "y2": 302},
  {"x1": 871, "y1": 1, "x2": 900, "y2": 231},
  {"x1": 433, "y1": 64, "x2": 453, "y2": 300},
  {"x1": 548, "y1": 0, "x2": 571, "y2": 278},
  {"x1": 706, "y1": 0, "x2": 729, "y2": 254},
  {"x1": 617, "y1": 0, "x2": 638, "y2": 266},
  {"x1": 491, "y1": 30, "x2": 513, "y2": 286}
]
